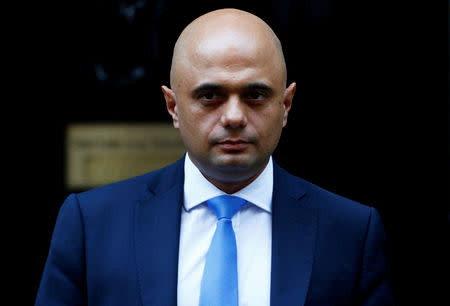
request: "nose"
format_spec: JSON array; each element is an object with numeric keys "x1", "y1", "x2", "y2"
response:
[{"x1": 220, "y1": 96, "x2": 248, "y2": 129}]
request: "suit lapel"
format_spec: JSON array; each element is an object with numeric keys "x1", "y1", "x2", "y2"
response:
[
  {"x1": 133, "y1": 158, "x2": 317, "y2": 306},
  {"x1": 270, "y1": 163, "x2": 318, "y2": 306},
  {"x1": 134, "y1": 159, "x2": 185, "y2": 306}
]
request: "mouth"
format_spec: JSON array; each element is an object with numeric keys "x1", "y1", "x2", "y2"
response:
[{"x1": 217, "y1": 139, "x2": 252, "y2": 152}]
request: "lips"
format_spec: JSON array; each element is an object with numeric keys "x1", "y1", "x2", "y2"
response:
[{"x1": 217, "y1": 139, "x2": 251, "y2": 151}]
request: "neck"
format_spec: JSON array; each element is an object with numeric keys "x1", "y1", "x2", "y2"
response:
[{"x1": 186, "y1": 152, "x2": 270, "y2": 194}]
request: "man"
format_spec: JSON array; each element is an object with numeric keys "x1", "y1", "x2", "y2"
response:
[{"x1": 36, "y1": 8, "x2": 395, "y2": 306}]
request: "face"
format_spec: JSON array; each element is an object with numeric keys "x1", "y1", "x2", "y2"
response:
[{"x1": 163, "y1": 26, "x2": 296, "y2": 186}]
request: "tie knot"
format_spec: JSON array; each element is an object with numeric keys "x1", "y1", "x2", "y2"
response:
[{"x1": 206, "y1": 195, "x2": 246, "y2": 220}]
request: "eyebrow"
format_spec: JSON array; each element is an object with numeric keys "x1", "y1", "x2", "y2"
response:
[
  {"x1": 191, "y1": 82, "x2": 274, "y2": 97},
  {"x1": 245, "y1": 82, "x2": 274, "y2": 95},
  {"x1": 191, "y1": 83, "x2": 223, "y2": 97}
]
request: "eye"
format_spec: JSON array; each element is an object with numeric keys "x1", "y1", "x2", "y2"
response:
[
  {"x1": 247, "y1": 91, "x2": 265, "y2": 100},
  {"x1": 199, "y1": 92, "x2": 216, "y2": 100},
  {"x1": 197, "y1": 91, "x2": 223, "y2": 106},
  {"x1": 245, "y1": 90, "x2": 268, "y2": 103}
]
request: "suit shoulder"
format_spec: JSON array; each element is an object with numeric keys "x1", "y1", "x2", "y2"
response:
[
  {"x1": 275, "y1": 163, "x2": 373, "y2": 218},
  {"x1": 306, "y1": 179, "x2": 371, "y2": 213},
  {"x1": 77, "y1": 171, "x2": 151, "y2": 202},
  {"x1": 288, "y1": 171, "x2": 376, "y2": 237},
  {"x1": 74, "y1": 158, "x2": 184, "y2": 213}
]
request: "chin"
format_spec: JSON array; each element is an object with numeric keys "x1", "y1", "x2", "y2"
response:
[
  {"x1": 212, "y1": 153, "x2": 250, "y2": 167},
  {"x1": 211, "y1": 152, "x2": 270, "y2": 174}
]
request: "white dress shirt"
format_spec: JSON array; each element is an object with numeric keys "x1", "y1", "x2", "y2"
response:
[{"x1": 177, "y1": 153, "x2": 273, "y2": 306}]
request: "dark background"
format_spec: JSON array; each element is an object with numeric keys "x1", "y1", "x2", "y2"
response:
[{"x1": 29, "y1": 0, "x2": 444, "y2": 305}]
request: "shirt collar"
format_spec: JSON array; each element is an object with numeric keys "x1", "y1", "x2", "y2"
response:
[{"x1": 183, "y1": 153, "x2": 273, "y2": 213}]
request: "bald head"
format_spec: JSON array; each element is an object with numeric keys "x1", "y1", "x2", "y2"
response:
[
  {"x1": 162, "y1": 9, "x2": 296, "y2": 193},
  {"x1": 169, "y1": 8, "x2": 287, "y2": 91}
]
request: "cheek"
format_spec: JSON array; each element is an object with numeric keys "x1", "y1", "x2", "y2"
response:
[
  {"x1": 253, "y1": 107, "x2": 285, "y2": 144},
  {"x1": 177, "y1": 105, "x2": 218, "y2": 145}
]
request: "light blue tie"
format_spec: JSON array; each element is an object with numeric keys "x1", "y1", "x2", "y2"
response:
[{"x1": 199, "y1": 195, "x2": 247, "y2": 306}]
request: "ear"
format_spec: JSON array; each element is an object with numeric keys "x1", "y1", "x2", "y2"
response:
[
  {"x1": 282, "y1": 82, "x2": 296, "y2": 127},
  {"x1": 161, "y1": 85, "x2": 179, "y2": 129}
]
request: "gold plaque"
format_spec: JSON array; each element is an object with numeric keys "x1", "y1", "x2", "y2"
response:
[{"x1": 65, "y1": 122, "x2": 186, "y2": 190}]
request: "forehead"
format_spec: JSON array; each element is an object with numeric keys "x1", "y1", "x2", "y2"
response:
[
  {"x1": 179, "y1": 28, "x2": 283, "y2": 91},
  {"x1": 194, "y1": 26, "x2": 270, "y2": 62}
]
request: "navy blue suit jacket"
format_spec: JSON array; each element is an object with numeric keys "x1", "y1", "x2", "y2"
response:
[{"x1": 36, "y1": 157, "x2": 394, "y2": 305}]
